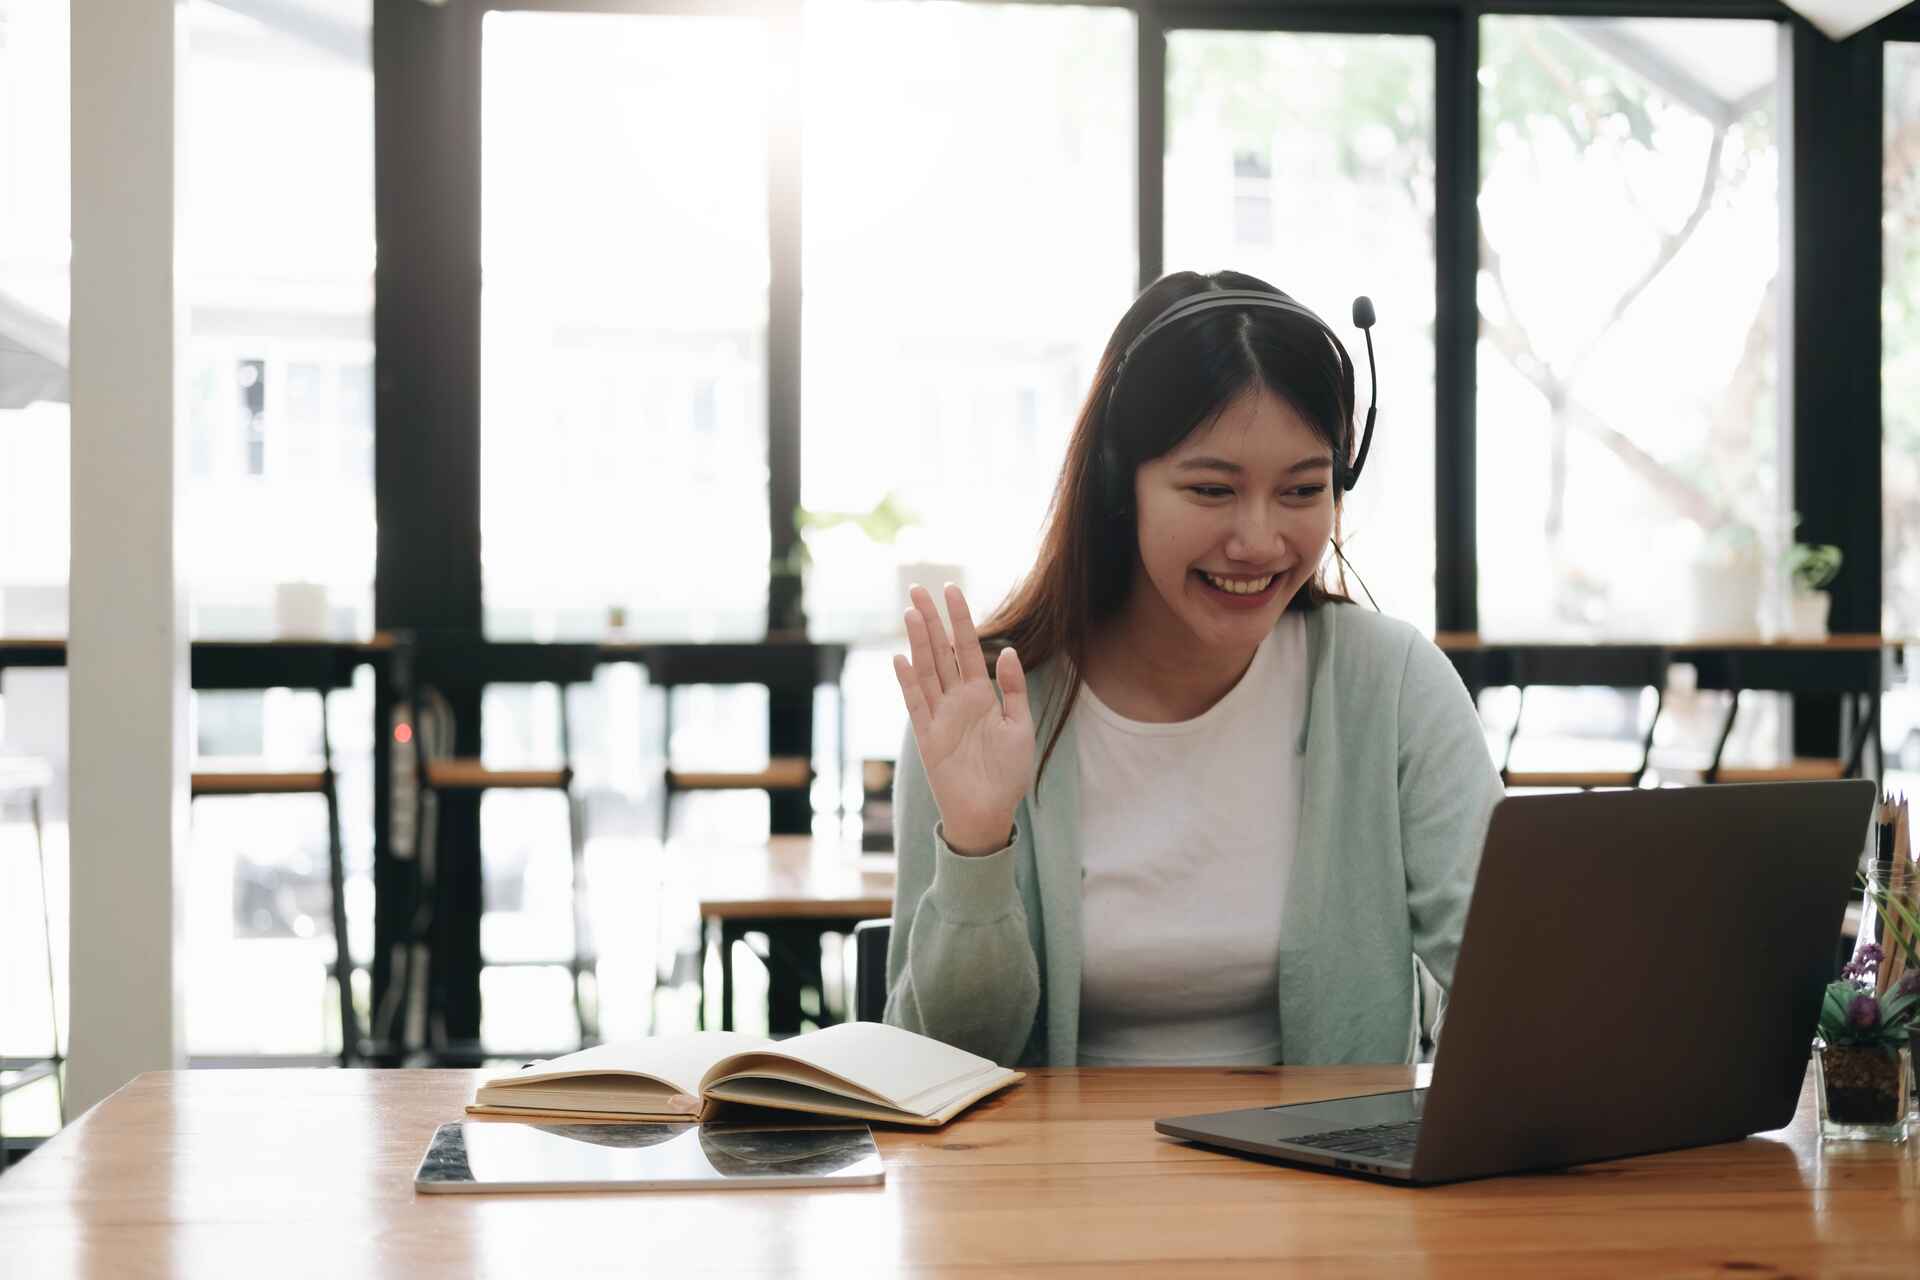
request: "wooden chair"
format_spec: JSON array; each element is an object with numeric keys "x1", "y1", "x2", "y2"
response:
[
  {"x1": 1688, "y1": 645, "x2": 1882, "y2": 785},
  {"x1": 644, "y1": 642, "x2": 847, "y2": 1008},
  {"x1": 189, "y1": 646, "x2": 360, "y2": 1064},
  {"x1": 397, "y1": 640, "x2": 604, "y2": 1053},
  {"x1": 646, "y1": 643, "x2": 847, "y2": 846},
  {"x1": 1484, "y1": 646, "x2": 1668, "y2": 790}
]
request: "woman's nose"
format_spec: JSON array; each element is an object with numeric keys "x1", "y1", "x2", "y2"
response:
[{"x1": 1225, "y1": 499, "x2": 1284, "y2": 561}]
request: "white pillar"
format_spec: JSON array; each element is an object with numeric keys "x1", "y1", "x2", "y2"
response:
[{"x1": 66, "y1": 0, "x2": 189, "y2": 1116}]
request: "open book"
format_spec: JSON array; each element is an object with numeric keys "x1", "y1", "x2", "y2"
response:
[{"x1": 468, "y1": 1022, "x2": 1023, "y2": 1128}]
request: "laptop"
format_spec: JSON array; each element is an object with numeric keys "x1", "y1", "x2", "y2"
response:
[{"x1": 1155, "y1": 780, "x2": 1876, "y2": 1185}]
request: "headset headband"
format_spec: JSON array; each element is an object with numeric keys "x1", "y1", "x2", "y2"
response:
[
  {"x1": 1110, "y1": 287, "x2": 1380, "y2": 491},
  {"x1": 1120, "y1": 290, "x2": 1335, "y2": 367}
]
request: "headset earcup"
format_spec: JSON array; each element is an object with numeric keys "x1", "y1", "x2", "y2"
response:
[
  {"x1": 1100, "y1": 442, "x2": 1128, "y2": 514},
  {"x1": 1097, "y1": 376, "x2": 1129, "y2": 514}
]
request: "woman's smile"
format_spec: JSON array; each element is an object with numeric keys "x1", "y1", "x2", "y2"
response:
[{"x1": 1194, "y1": 569, "x2": 1284, "y2": 607}]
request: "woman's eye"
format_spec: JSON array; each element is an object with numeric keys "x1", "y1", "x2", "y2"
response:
[{"x1": 1186, "y1": 483, "x2": 1325, "y2": 501}]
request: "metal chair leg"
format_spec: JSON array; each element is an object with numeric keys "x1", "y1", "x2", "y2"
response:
[
  {"x1": 1629, "y1": 688, "x2": 1665, "y2": 787},
  {"x1": 1842, "y1": 691, "x2": 1878, "y2": 782},
  {"x1": 557, "y1": 685, "x2": 594, "y2": 1046},
  {"x1": 653, "y1": 685, "x2": 679, "y2": 1032},
  {"x1": 1704, "y1": 690, "x2": 1743, "y2": 783},
  {"x1": 322, "y1": 773, "x2": 356, "y2": 1066},
  {"x1": 1498, "y1": 685, "x2": 1527, "y2": 786},
  {"x1": 659, "y1": 687, "x2": 675, "y2": 847},
  {"x1": 31, "y1": 789, "x2": 62, "y2": 1124},
  {"x1": 565, "y1": 787, "x2": 594, "y2": 1045},
  {"x1": 319, "y1": 692, "x2": 358, "y2": 1066}
]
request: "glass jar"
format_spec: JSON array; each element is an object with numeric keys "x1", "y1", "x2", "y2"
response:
[{"x1": 1814, "y1": 1042, "x2": 1911, "y2": 1142}]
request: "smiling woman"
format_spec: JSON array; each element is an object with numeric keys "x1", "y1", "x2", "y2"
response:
[
  {"x1": 1110, "y1": 392, "x2": 1339, "y2": 717},
  {"x1": 975, "y1": 270, "x2": 1362, "y2": 761},
  {"x1": 880, "y1": 271, "x2": 1504, "y2": 1071}
]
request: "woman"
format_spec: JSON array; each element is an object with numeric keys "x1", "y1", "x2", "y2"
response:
[{"x1": 884, "y1": 269, "x2": 1502, "y2": 1068}]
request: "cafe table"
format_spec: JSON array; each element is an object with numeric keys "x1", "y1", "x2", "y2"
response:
[
  {"x1": 1, "y1": 1063, "x2": 1915, "y2": 1276},
  {"x1": 693, "y1": 834, "x2": 894, "y2": 1033}
]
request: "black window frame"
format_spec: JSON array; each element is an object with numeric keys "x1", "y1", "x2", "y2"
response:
[
  {"x1": 376, "y1": 0, "x2": 1903, "y2": 644},
  {"x1": 366, "y1": 0, "x2": 1906, "y2": 1045}
]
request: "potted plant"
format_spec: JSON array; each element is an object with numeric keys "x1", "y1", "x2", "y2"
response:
[
  {"x1": 773, "y1": 494, "x2": 921, "y2": 637},
  {"x1": 1782, "y1": 534, "x2": 1842, "y2": 640},
  {"x1": 1813, "y1": 943, "x2": 1918, "y2": 1141}
]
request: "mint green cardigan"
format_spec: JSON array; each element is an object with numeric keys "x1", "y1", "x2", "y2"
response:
[{"x1": 882, "y1": 602, "x2": 1503, "y2": 1067}]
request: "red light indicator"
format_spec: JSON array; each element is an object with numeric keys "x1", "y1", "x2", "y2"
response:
[{"x1": 394, "y1": 723, "x2": 413, "y2": 745}]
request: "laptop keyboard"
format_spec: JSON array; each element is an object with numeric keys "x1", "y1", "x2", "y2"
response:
[{"x1": 1286, "y1": 1118, "x2": 1423, "y2": 1163}]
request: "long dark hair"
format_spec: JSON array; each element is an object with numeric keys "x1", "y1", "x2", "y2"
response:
[{"x1": 979, "y1": 269, "x2": 1359, "y2": 785}]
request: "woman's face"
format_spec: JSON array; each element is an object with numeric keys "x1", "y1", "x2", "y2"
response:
[{"x1": 1127, "y1": 385, "x2": 1337, "y2": 655}]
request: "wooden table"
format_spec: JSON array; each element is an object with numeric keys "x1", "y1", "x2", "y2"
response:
[
  {"x1": 3, "y1": 1066, "x2": 1915, "y2": 1276},
  {"x1": 696, "y1": 835, "x2": 894, "y2": 1034}
]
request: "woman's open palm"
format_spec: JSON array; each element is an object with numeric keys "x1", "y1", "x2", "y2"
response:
[{"x1": 892, "y1": 584, "x2": 1034, "y2": 854}]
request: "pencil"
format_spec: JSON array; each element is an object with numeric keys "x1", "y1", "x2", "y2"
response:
[{"x1": 1889, "y1": 797, "x2": 1913, "y2": 995}]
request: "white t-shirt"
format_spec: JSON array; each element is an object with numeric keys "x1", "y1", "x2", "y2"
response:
[{"x1": 1074, "y1": 616, "x2": 1309, "y2": 1066}]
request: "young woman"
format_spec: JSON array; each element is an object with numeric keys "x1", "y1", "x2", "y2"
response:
[{"x1": 885, "y1": 270, "x2": 1502, "y2": 1068}]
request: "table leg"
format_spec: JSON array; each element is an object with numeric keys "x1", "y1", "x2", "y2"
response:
[
  {"x1": 720, "y1": 922, "x2": 738, "y2": 1033},
  {"x1": 693, "y1": 917, "x2": 708, "y2": 1033},
  {"x1": 763, "y1": 923, "x2": 828, "y2": 1036}
]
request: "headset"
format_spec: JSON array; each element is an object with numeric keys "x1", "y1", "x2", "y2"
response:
[{"x1": 1097, "y1": 288, "x2": 1378, "y2": 512}]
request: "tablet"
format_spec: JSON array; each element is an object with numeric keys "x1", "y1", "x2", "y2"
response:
[{"x1": 414, "y1": 1121, "x2": 884, "y2": 1193}]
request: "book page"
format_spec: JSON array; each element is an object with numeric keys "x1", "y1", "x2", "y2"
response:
[
  {"x1": 483, "y1": 1032, "x2": 770, "y2": 1098},
  {"x1": 700, "y1": 1022, "x2": 1010, "y2": 1115}
]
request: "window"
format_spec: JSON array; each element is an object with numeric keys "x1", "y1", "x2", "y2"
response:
[
  {"x1": 182, "y1": 0, "x2": 376, "y2": 641},
  {"x1": 1886, "y1": 43, "x2": 1920, "y2": 642},
  {"x1": 1885, "y1": 41, "x2": 1920, "y2": 791},
  {"x1": 0, "y1": 0, "x2": 69, "y2": 1137},
  {"x1": 1477, "y1": 17, "x2": 1783, "y2": 642},
  {"x1": 0, "y1": 0, "x2": 71, "y2": 640},
  {"x1": 181, "y1": 0, "x2": 376, "y2": 1058},
  {"x1": 1166, "y1": 28, "x2": 1439, "y2": 633},
  {"x1": 477, "y1": 10, "x2": 783, "y2": 1043},
  {"x1": 799, "y1": 0, "x2": 1135, "y2": 776},
  {"x1": 480, "y1": 10, "x2": 771, "y2": 643}
]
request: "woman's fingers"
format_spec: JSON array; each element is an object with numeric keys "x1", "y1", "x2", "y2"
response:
[
  {"x1": 903, "y1": 605, "x2": 947, "y2": 713},
  {"x1": 909, "y1": 584, "x2": 963, "y2": 691},
  {"x1": 892, "y1": 653, "x2": 933, "y2": 740},
  {"x1": 996, "y1": 645, "x2": 1030, "y2": 729},
  {"x1": 944, "y1": 584, "x2": 989, "y2": 683}
]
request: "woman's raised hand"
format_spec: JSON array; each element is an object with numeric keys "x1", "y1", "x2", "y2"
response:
[{"x1": 892, "y1": 583, "x2": 1034, "y2": 856}]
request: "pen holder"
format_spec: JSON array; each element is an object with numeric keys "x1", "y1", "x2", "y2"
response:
[{"x1": 1814, "y1": 1043, "x2": 1910, "y2": 1142}]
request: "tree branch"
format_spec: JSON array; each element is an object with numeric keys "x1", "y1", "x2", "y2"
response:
[
  {"x1": 1567, "y1": 125, "x2": 1727, "y2": 383},
  {"x1": 1478, "y1": 224, "x2": 1560, "y2": 397},
  {"x1": 1704, "y1": 272, "x2": 1778, "y2": 501}
]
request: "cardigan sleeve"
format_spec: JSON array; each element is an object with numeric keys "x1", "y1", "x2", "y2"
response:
[
  {"x1": 881, "y1": 724, "x2": 1041, "y2": 1066},
  {"x1": 1395, "y1": 634, "x2": 1503, "y2": 1000}
]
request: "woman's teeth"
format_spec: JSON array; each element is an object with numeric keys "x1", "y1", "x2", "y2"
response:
[{"x1": 1201, "y1": 572, "x2": 1275, "y2": 595}]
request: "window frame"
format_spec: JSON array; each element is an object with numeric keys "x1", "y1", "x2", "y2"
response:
[{"x1": 367, "y1": 0, "x2": 1906, "y2": 1038}]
